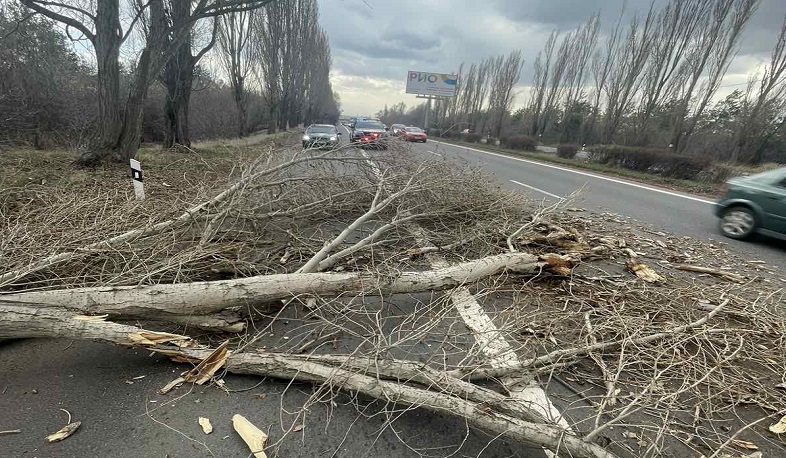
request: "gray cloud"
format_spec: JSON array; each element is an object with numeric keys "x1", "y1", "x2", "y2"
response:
[{"x1": 319, "y1": 0, "x2": 785, "y2": 115}]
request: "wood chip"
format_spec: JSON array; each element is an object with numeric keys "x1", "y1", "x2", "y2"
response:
[
  {"x1": 73, "y1": 314, "x2": 109, "y2": 322},
  {"x1": 292, "y1": 424, "x2": 304, "y2": 432},
  {"x1": 183, "y1": 340, "x2": 229, "y2": 385},
  {"x1": 731, "y1": 439, "x2": 758, "y2": 450},
  {"x1": 198, "y1": 417, "x2": 213, "y2": 435},
  {"x1": 45, "y1": 422, "x2": 81, "y2": 443},
  {"x1": 232, "y1": 414, "x2": 268, "y2": 458},
  {"x1": 769, "y1": 415, "x2": 786, "y2": 434},
  {"x1": 626, "y1": 260, "x2": 665, "y2": 283},
  {"x1": 128, "y1": 330, "x2": 192, "y2": 346},
  {"x1": 675, "y1": 265, "x2": 745, "y2": 283},
  {"x1": 159, "y1": 376, "x2": 185, "y2": 394},
  {"x1": 539, "y1": 253, "x2": 575, "y2": 276}
]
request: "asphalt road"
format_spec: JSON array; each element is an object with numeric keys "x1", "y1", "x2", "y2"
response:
[{"x1": 411, "y1": 140, "x2": 785, "y2": 268}]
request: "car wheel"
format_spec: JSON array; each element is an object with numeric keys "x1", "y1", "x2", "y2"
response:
[{"x1": 720, "y1": 206, "x2": 757, "y2": 240}]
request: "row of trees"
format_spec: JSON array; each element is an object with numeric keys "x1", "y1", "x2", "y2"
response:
[
  {"x1": 217, "y1": 0, "x2": 339, "y2": 137},
  {"x1": 377, "y1": 51, "x2": 525, "y2": 137},
  {"x1": 389, "y1": 0, "x2": 784, "y2": 164},
  {"x1": 0, "y1": 0, "x2": 339, "y2": 165}
]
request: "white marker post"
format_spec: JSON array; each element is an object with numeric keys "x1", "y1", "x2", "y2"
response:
[{"x1": 130, "y1": 158, "x2": 145, "y2": 200}]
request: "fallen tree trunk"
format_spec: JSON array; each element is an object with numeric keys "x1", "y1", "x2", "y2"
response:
[
  {"x1": 1, "y1": 252, "x2": 551, "y2": 322},
  {"x1": 0, "y1": 302, "x2": 192, "y2": 347},
  {"x1": 226, "y1": 353, "x2": 616, "y2": 458},
  {"x1": 0, "y1": 308, "x2": 614, "y2": 458}
]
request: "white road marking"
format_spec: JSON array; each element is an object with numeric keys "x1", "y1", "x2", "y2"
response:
[
  {"x1": 359, "y1": 147, "x2": 571, "y2": 456},
  {"x1": 510, "y1": 179, "x2": 561, "y2": 199},
  {"x1": 432, "y1": 140, "x2": 716, "y2": 205},
  {"x1": 425, "y1": 150, "x2": 443, "y2": 157}
]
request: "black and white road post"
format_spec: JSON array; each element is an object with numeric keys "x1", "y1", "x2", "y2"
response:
[{"x1": 130, "y1": 158, "x2": 145, "y2": 200}]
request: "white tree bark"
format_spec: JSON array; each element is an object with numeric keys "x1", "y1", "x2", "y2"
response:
[
  {"x1": 2, "y1": 253, "x2": 547, "y2": 321},
  {"x1": 0, "y1": 302, "x2": 192, "y2": 346}
]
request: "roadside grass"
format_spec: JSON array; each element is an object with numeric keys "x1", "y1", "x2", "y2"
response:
[
  {"x1": 0, "y1": 130, "x2": 301, "y2": 197},
  {"x1": 433, "y1": 138, "x2": 780, "y2": 197},
  {"x1": 195, "y1": 129, "x2": 301, "y2": 151}
]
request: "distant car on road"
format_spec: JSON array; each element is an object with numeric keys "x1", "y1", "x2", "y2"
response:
[
  {"x1": 350, "y1": 119, "x2": 389, "y2": 149},
  {"x1": 390, "y1": 124, "x2": 406, "y2": 136},
  {"x1": 715, "y1": 167, "x2": 786, "y2": 240},
  {"x1": 303, "y1": 124, "x2": 341, "y2": 149},
  {"x1": 402, "y1": 127, "x2": 427, "y2": 143}
]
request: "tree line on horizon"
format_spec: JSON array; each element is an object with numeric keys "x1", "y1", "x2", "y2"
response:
[{"x1": 378, "y1": 0, "x2": 786, "y2": 165}]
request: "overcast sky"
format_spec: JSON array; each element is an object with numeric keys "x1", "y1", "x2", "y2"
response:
[{"x1": 318, "y1": 0, "x2": 786, "y2": 116}]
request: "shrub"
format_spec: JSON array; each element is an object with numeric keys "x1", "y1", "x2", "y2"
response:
[
  {"x1": 503, "y1": 135, "x2": 536, "y2": 151},
  {"x1": 556, "y1": 144, "x2": 578, "y2": 159},
  {"x1": 588, "y1": 146, "x2": 710, "y2": 180},
  {"x1": 464, "y1": 133, "x2": 482, "y2": 143}
]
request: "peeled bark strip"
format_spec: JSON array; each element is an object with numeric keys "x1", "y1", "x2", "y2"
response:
[{"x1": 3, "y1": 253, "x2": 548, "y2": 321}]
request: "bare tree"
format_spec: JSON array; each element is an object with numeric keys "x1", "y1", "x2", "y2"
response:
[
  {"x1": 487, "y1": 51, "x2": 523, "y2": 138},
  {"x1": 20, "y1": 0, "x2": 277, "y2": 165},
  {"x1": 162, "y1": 2, "x2": 218, "y2": 148},
  {"x1": 635, "y1": 0, "x2": 711, "y2": 144},
  {"x1": 527, "y1": 31, "x2": 557, "y2": 138},
  {"x1": 559, "y1": 14, "x2": 599, "y2": 142},
  {"x1": 585, "y1": 10, "x2": 625, "y2": 144},
  {"x1": 218, "y1": 8, "x2": 255, "y2": 137},
  {"x1": 669, "y1": 0, "x2": 759, "y2": 152},
  {"x1": 730, "y1": 13, "x2": 786, "y2": 163},
  {"x1": 253, "y1": 0, "x2": 336, "y2": 131},
  {"x1": 600, "y1": 6, "x2": 657, "y2": 143}
]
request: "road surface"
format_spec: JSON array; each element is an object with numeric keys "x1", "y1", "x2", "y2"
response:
[{"x1": 412, "y1": 140, "x2": 785, "y2": 267}]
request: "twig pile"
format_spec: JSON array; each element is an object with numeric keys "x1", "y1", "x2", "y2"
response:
[{"x1": 1, "y1": 140, "x2": 783, "y2": 458}]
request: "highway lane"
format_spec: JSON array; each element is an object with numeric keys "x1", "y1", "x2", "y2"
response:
[{"x1": 412, "y1": 140, "x2": 785, "y2": 268}]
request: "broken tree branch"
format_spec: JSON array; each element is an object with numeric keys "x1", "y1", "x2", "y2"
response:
[{"x1": 0, "y1": 252, "x2": 550, "y2": 322}]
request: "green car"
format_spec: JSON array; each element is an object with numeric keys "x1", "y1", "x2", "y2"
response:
[{"x1": 715, "y1": 168, "x2": 786, "y2": 240}]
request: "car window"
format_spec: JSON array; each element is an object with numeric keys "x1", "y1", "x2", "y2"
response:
[
  {"x1": 405, "y1": 127, "x2": 423, "y2": 133},
  {"x1": 356, "y1": 121, "x2": 384, "y2": 129},
  {"x1": 308, "y1": 126, "x2": 335, "y2": 134}
]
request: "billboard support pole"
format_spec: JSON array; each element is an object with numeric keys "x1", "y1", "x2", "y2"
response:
[{"x1": 424, "y1": 98, "x2": 432, "y2": 131}]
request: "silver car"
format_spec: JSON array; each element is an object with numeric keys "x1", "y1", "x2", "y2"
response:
[{"x1": 303, "y1": 124, "x2": 341, "y2": 149}]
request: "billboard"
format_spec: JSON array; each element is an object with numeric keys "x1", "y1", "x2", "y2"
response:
[{"x1": 406, "y1": 71, "x2": 458, "y2": 97}]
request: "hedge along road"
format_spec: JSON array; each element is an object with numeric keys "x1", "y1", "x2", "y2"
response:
[{"x1": 413, "y1": 140, "x2": 785, "y2": 269}]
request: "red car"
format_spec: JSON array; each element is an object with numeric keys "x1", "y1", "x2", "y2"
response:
[{"x1": 402, "y1": 127, "x2": 427, "y2": 143}]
